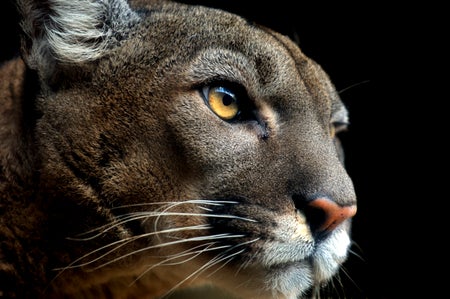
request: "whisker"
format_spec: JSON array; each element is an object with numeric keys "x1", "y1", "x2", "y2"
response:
[
  {"x1": 151, "y1": 212, "x2": 257, "y2": 222},
  {"x1": 337, "y1": 264, "x2": 362, "y2": 294},
  {"x1": 89, "y1": 233, "x2": 246, "y2": 271},
  {"x1": 69, "y1": 209, "x2": 181, "y2": 239},
  {"x1": 54, "y1": 225, "x2": 211, "y2": 270},
  {"x1": 347, "y1": 248, "x2": 365, "y2": 262},
  {"x1": 69, "y1": 210, "x2": 255, "y2": 241},
  {"x1": 163, "y1": 247, "x2": 246, "y2": 297},
  {"x1": 206, "y1": 248, "x2": 245, "y2": 275},
  {"x1": 70, "y1": 199, "x2": 234, "y2": 239},
  {"x1": 328, "y1": 270, "x2": 344, "y2": 299},
  {"x1": 348, "y1": 240, "x2": 366, "y2": 262},
  {"x1": 206, "y1": 248, "x2": 244, "y2": 278},
  {"x1": 53, "y1": 199, "x2": 255, "y2": 294},
  {"x1": 130, "y1": 242, "x2": 233, "y2": 285},
  {"x1": 310, "y1": 285, "x2": 322, "y2": 299},
  {"x1": 68, "y1": 213, "x2": 160, "y2": 240},
  {"x1": 198, "y1": 206, "x2": 213, "y2": 212},
  {"x1": 337, "y1": 79, "x2": 370, "y2": 95},
  {"x1": 162, "y1": 237, "x2": 260, "y2": 296},
  {"x1": 111, "y1": 200, "x2": 239, "y2": 210},
  {"x1": 72, "y1": 209, "x2": 192, "y2": 240},
  {"x1": 163, "y1": 244, "x2": 233, "y2": 267},
  {"x1": 151, "y1": 200, "x2": 255, "y2": 242},
  {"x1": 233, "y1": 238, "x2": 260, "y2": 275}
]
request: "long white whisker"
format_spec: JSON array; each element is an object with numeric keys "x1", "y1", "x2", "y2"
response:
[
  {"x1": 164, "y1": 247, "x2": 246, "y2": 297},
  {"x1": 211, "y1": 238, "x2": 260, "y2": 277},
  {"x1": 337, "y1": 79, "x2": 370, "y2": 94},
  {"x1": 198, "y1": 206, "x2": 213, "y2": 212},
  {"x1": 231, "y1": 241, "x2": 261, "y2": 277},
  {"x1": 89, "y1": 233, "x2": 245, "y2": 271},
  {"x1": 69, "y1": 210, "x2": 255, "y2": 241},
  {"x1": 54, "y1": 225, "x2": 211, "y2": 270},
  {"x1": 50, "y1": 199, "x2": 257, "y2": 296},
  {"x1": 130, "y1": 242, "x2": 233, "y2": 285},
  {"x1": 111, "y1": 200, "x2": 239, "y2": 210},
  {"x1": 151, "y1": 200, "x2": 248, "y2": 242},
  {"x1": 348, "y1": 241, "x2": 366, "y2": 262},
  {"x1": 68, "y1": 213, "x2": 160, "y2": 240},
  {"x1": 160, "y1": 237, "x2": 261, "y2": 296},
  {"x1": 71, "y1": 209, "x2": 181, "y2": 240},
  {"x1": 70, "y1": 200, "x2": 235, "y2": 239},
  {"x1": 200, "y1": 248, "x2": 245, "y2": 280},
  {"x1": 59, "y1": 200, "x2": 254, "y2": 269},
  {"x1": 163, "y1": 244, "x2": 233, "y2": 266},
  {"x1": 206, "y1": 249, "x2": 243, "y2": 278},
  {"x1": 336, "y1": 264, "x2": 362, "y2": 295}
]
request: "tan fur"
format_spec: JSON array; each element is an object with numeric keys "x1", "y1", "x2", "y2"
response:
[{"x1": 0, "y1": 1, "x2": 356, "y2": 298}]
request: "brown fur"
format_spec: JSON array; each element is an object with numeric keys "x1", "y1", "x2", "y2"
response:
[{"x1": 0, "y1": 1, "x2": 356, "y2": 298}]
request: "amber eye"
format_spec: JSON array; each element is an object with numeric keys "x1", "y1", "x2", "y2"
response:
[{"x1": 202, "y1": 86, "x2": 240, "y2": 120}]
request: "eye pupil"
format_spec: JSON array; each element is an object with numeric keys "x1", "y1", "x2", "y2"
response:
[{"x1": 222, "y1": 95, "x2": 233, "y2": 106}]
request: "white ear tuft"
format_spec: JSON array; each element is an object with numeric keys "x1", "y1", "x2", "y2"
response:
[
  {"x1": 47, "y1": 0, "x2": 113, "y2": 62},
  {"x1": 19, "y1": 0, "x2": 140, "y2": 68}
]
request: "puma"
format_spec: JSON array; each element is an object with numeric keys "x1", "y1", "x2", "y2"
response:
[{"x1": 0, "y1": 0, "x2": 357, "y2": 298}]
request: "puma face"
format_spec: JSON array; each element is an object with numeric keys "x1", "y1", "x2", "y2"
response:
[{"x1": 0, "y1": 0, "x2": 357, "y2": 298}]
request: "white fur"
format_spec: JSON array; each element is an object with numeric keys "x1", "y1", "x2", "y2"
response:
[
  {"x1": 312, "y1": 225, "x2": 352, "y2": 282},
  {"x1": 45, "y1": 0, "x2": 139, "y2": 63},
  {"x1": 260, "y1": 215, "x2": 352, "y2": 298}
]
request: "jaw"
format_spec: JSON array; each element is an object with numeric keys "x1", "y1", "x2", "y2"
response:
[
  {"x1": 143, "y1": 207, "x2": 353, "y2": 299},
  {"x1": 47, "y1": 225, "x2": 351, "y2": 299},
  {"x1": 47, "y1": 198, "x2": 352, "y2": 299},
  {"x1": 155, "y1": 226, "x2": 352, "y2": 299}
]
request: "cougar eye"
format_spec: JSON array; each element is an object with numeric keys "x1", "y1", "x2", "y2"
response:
[{"x1": 202, "y1": 85, "x2": 240, "y2": 120}]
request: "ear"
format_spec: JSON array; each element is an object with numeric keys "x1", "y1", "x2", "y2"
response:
[{"x1": 17, "y1": 0, "x2": 140, "y2": 79}]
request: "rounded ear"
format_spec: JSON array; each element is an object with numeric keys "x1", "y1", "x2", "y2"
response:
[{"x1": 17, "y1": 0, "x2": 140, "y2": 80}]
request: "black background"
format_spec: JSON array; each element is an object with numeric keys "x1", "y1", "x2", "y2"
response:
[{"x1": 1, "y1": 1, "x2": 440, "y2": 298}]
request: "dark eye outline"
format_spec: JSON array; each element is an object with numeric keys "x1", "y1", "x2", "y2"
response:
[{"x1": 199, "y1": 81, "x2": 256, "y2": 122}]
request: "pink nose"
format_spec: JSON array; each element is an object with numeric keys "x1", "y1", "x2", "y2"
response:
[{"x1": 308, "y1": 197, "x2": 357, "y2": 232}]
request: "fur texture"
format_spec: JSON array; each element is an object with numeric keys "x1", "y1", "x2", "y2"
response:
[{"x1": 0, "y1": 0, "x2": 357, "y2": 298}]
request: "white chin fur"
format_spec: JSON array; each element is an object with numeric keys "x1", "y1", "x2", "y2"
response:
[
  {"x1": 257, "y1": 217, "x2": 352, "y2": 298},
  {"x1": 312, "y1": 226, "x2": 351, "y2": 283},
  {"x1": 265, "y1": 262, "x2": 313, "y2": 299}
]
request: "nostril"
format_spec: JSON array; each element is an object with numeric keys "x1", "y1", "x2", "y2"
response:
[
  {"x1": 308, "y1": 197, "x2": 357, "y2": 232},
  {"x1": 293, "y1": 195, "x2": 357, "y2": 236}
]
